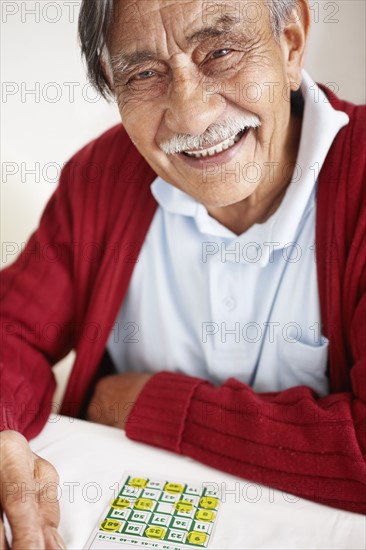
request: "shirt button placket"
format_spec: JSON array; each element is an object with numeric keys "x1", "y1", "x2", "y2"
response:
[{"x1": 223, "y1": 296, "x2": 237, "y2": 311}]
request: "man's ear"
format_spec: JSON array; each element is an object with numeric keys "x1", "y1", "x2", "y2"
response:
[{"x1": 280, "y1": 0, "x2": 311, "y2": 91}]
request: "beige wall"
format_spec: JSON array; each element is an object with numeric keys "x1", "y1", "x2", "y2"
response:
[{"x1": 305, "y1": 0, "x2": 365, "y2": 104}]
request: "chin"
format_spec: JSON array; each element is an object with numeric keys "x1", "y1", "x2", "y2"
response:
[{"x1": 196, "y1": 181, "x2": 259, "y2": 209}]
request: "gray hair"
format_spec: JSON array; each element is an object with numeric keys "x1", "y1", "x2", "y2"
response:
[{"x1": 78, "y1": 0, "x2": 298, "y2": 100}]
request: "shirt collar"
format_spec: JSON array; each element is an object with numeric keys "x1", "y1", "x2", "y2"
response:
[{"x1": 151, "y1": 70, "x2": 349, "y2": 263}]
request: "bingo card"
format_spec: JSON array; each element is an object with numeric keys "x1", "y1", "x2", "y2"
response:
[{"x1": 85, "y1": 473, "x2": 221, "y2": 549}]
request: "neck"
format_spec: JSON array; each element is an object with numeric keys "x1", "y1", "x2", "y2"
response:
[{"x1": 207, "y1": 113, "x2": 303, "y2": 235}]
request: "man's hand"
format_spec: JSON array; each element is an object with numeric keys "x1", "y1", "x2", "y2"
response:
[
  {"x1": 86, "y1": 372, "x2": 152, "y2": 430},
  {"x1": 0, "y1": 430, "x2": 65, "y2": 549}
]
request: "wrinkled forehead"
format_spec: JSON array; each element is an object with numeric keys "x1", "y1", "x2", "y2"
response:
[{"x1": 108, "y1": 0, "x2": 268, "y2": 52}]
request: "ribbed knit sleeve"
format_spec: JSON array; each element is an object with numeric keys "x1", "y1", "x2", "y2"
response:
[
  {"x1": 0, "y1": 124, "x2": 158, "y2": 439},
  {"x1": 126, "y1": 369, "x2": 366, "y2": 514},
  {"x1": 126, "y1": 372, "x2": 207, "y2": 452},
  {"x1": 0, "y1": 163, "x2": 76, "y2": 439}
]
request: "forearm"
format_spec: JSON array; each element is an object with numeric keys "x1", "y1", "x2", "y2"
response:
[
  {"x1": 0, "y1": 166, "x2": 75, "y2": 439},
  {"x1": 0, "y1": 334, "x2": 57, "y2": 438},
  {"x1": 126, "y1": 371, "x2": 366, "y2": 514}
]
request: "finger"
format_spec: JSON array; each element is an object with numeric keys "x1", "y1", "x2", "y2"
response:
[
  {"x1": 0, "y1": 513, "x2": 10, "y2": 550},
  {"x1": 7, "y1": 455, "x2": 62, "y2": 550},
  {"x1": 34, "y1": 457, "x2": 61, "y2": 530},
  {"x1": 34, "y1": 457, "x2": 66, "y2": 549},
  {"x1": 43, "y1": 526, "x2": 66, "y2": 550},
  {"x1": 9, "y1": 512, "x2": 44, "y2": 550},
  {"x1": 1, "y1": 442, "x2": 44, "y2": 548},
  {"x1": 1, "y1": 474, "x2": 44, "y2": 548}
]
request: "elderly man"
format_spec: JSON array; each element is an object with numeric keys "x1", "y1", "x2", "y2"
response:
[{"x1": 1, "y1": 0, "x2": 365, "y2": 547}]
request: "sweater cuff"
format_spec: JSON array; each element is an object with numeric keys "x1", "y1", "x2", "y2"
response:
[
  {"x1": 125, "y1": 371, "x2": 207, "y2": 453},
  {"x1": 0, "y1": 404, "x2": 20, "y2": 433}
]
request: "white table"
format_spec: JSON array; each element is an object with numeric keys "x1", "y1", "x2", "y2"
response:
[{"x1": 28, "y1": 416, "x2": 365, "y2": 549}]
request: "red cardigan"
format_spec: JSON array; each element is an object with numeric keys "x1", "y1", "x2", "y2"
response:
[{"x1": 1, "y1": 88, "x2": 365, "y2": 514}]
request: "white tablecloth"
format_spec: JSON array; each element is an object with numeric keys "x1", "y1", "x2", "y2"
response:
[{"x1": 28, "y1": 416, "x2": 365, "y2": 549}]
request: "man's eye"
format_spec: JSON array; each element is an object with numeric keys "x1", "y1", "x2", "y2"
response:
[
  {"x1": 134, "y1": 70, "x2": 156, "y2": 80},
  {"x1": 210, "y1": 49, "x2": 232, "y2": 59}
]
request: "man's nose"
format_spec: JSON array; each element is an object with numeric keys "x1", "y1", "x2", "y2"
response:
[{"x1": 164, "y1": 76, "x2": 225, "y2": 136}]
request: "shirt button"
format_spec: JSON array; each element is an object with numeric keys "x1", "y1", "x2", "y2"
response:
[{"x1": 223, "y1": 296, "x2": 236, "y2": 311}]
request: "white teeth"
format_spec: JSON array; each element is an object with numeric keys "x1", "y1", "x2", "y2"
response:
[{"x1": 184, "y1": 131, "x2": 245, "y2": 159}]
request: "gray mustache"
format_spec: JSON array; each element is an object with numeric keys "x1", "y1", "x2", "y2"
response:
[{"x1": 159, "y1": 115, "x2": 261, "y2": 155}]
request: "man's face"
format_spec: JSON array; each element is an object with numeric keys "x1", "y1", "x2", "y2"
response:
[{"x1": 108, "y1": 0, "x2": 306, "y2": 209}]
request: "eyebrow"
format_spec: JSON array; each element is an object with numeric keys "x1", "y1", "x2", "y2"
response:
[
  {"x1": 186, "y1": 14, "x2": 241, "y2": 45},
  {"x1": 110, "y1": 14, "x2": 242, "y2": 76},
  {"x1": 110, "y1": 50, "x2": 156, "y2": 76}
]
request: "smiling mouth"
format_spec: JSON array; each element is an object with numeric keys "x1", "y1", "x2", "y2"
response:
[{"x1": 181, "y1": 129, "x2": 247, "y2": 159}]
